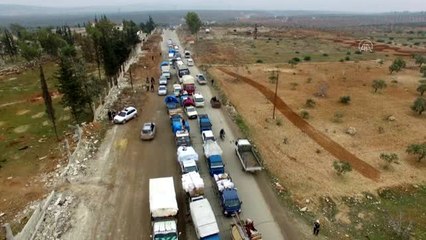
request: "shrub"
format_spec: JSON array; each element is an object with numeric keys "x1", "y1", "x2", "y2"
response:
[
  {"x1": 304, "y1": 56, "x2": 311, "y2": 61},
  {"x1": 340, "y1": 96, "x2": 351, "y2": 104},
  {"x1": 333, "y1": 161, "x2": 352, "y2": 176},
  {"x1": 339, "y1": 59, "x2": 345, "y2": 62},
  {"x1": 332, "y1": 112, "x2": 344, "y2": 123},
  {"x1": 292, "y1": 57, "x2": 301, "y2": 62},
  {"x1": 345, "y1": 56, "x2": 350, "y2": 61},
  {"x1": 380, "y1": 153, "x2": 399, "y2": 169},
  {"x1": 306, "y1": 77, "x2": 313, "y2": 83},
  {"x1": 290, "y1": 82, "x2": 298, "y2": 90},
  {"x1": 256, "y1": 59, "x2": 263, "y2": 63},
  {"x1": 322, "y1": 53, "x2": 329, "y2": 57},
  {"x1": 305, "y1": 98, "x2": 316, "y2": 108},
  {"x1": 295, "y1": 51, "x2": 300, "y2": 54},
  {"x1": 300, "y1": 110, "x2": 310, "y2": 119},
  {"x1": 355, "y1": 50, "x2": 362, "y2": 54},
  {"x1": 276, "y1": 118, "x2": 283, "y2": 126},
  {"x1": 406, "y1": 143, "x2": 426, "y2": 162},
  {"x1": 346, "y1": 51, "x2": 351, "y2": 55}
]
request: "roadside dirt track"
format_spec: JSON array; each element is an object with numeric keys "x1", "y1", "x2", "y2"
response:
[{"x1": 217, "y1": 68, "x2": 381, "y2": 181}]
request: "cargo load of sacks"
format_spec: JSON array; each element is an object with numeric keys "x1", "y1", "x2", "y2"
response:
[
  {"x1": 214, "y1": 173, "x2": 235, "y2": 191},
  {"x1": 181, "y1": 171, "x2": 204, "y2": 197}
]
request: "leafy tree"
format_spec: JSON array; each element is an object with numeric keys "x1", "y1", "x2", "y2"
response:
[
  {"x1": 414, "y1": 54, "x2": 425, "y2": 67},
  {"x1": 340, "y1": 96, "x2": 351, "y2": 104},
  {"x1": 305, "y1": 98, "x2": 316, "y2": 108},
  {"x1": 56, "y1": 45, "x2": 88, "y2": 123},
  {"x1": 39, "y1": 64, "x2": 59, "y2": 140},
  {"x1": 288, "y1": 59, "x2": 298, "y2": 68},
  {"x1": 36, "y1": 28, "x2": 67, "y2": 57},
  {"x1": 333, "y1": 161, "x2": 352, "y2": 176},
  {"x1": 389, "y1": 58, "x2": 406, "y2": 73},
  {"x1": 406, "y1": 143, "x2": 426, "y2": 162},
  {"x1": 420, "y1": 66, "x2": 426, "y2": 77},
  {"x1": 18, "y1": 40, "x2": 41, "y2": 62},
  {"x1": 410, "y1": 97, "x2": 425, "y2": 115},
  {"x1": 1, "y1": 29, "x2": 18, "y2": 58},
  {"x1": 380, "y1": 153, "x2": 399, "y2": 169},
  {"x1": 417, "y1": 84, "x2": 426, "y2": 96},
  {"x1": 372, "y1": 79, "x2": 387, "y2": 93},
  {"x1": 140, "y1": 16, "x2": 155, "y2": 34},
  {"x1": 185, "y1": 12, "x2": 202, "y2": 35}
]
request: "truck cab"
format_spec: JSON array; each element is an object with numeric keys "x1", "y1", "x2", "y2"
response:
[
  {"x1": 207, "y1": 155, "x2": 224, "y2": 176},
  {"x1": 201, "y1": 130, "x2": 215, "y2": 143},
  {"x1": 181, "y1": 160, "x2": 199, "y2": 173},
  {"x1": 198, "y1": 114, "x2": 212, "y2": 133},
  {"x1": 175, "y1": 130, "x2": 191, "y2": 147},
  {"x1": 152, "y1": 221, "x2": 179, "y2": 240},
  {"x1": 221, "y1": 189, "x2": 242, "y2": 217}
]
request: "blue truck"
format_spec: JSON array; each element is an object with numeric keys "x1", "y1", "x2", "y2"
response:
[
  {"x1": 203, "y1": 140, "x2": 224, "y2": 176},
  {"x1": 164, "y1": 95, "x2": 179, "y2": 112},
  {"x1": 170, "y1": 114, "x2": 190, "y2": 134},
  {"x1": 213, "y1": 173, "x2": 242, "y2": 217},
  {"x1": 198, "y1": 114, "x2": 212, "y2": 133}
]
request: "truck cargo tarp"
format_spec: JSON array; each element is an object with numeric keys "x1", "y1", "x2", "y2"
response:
[
  {"x1": 177, "y1": 146, "x2": 199, "y2": 162},
  {"x1": 203, "y1": 140, "x2": 223, "y2": 158},
  {"x1": 181, "y1": 171, "x2": 204, "y2": 196},
  {"x1": 164, "y1": 95, "x2": 179, "y2": 104},
  {"x1": 149, "y1": 177, "x2": 179, "y2": 218},
  {"x1": 190, "y1": 199, "x2": 220, "y2": 238}
]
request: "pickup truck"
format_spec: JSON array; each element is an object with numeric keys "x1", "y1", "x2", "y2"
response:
[
  {"x1": 198, "y1": 114, "x2": 212, "y2": 133},
  {"x1": 164, "y1": 95, "x2": 180, "y2": 112},
  {"x1": 177, "y1": 146, "x2": 199, "y2": 173},
  {"x1": 213, "y1": 173, "x2": 242, "y2": 217},
  {"x1": 235, "y1": 139, "x2": 263, "y2": 172},
  {"x1": 203, "y1": 140, "x2": 224, "y2": 176},
  {"x1": 181, "y1": 171, "x2": 204, "y2": 202},
  {"x1": 175, "y1": 130, "x2": 191, "y2": 147},
  {"x1": 170, "y1": 114, "x2": 190, "y2": 134},
  {"x1": 231, "y1": 216, "x2": 262, "y2": 240}
]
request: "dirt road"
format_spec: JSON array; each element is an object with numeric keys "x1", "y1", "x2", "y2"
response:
[{"x1": 217, "y1": 68, "x2": 380, "y2": 181}]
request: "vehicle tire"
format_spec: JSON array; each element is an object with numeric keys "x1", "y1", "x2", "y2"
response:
[{"x1": 123, "y1": 119, "x2": 126, "y2": 124}]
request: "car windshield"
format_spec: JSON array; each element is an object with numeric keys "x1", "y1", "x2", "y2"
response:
[
  {"x1": 211, "y1": 162, "x2": 223, "y2": 168},
  {"x1": 198, "y1": 76, "x2": 205, "y2": 80},
  {"x1": 225, "y1": 198, "x2": 241, "y2": 208},
  {"x1": 159, "y1": 86, "x2": 166, "y2": 90},
  {"x1": 187, "y1": 107, "x2": 195, "y2": 112},
  {"x1": 185, "y1": 166, "x2": 198, "y2": 173},
  {"x1": 195, "y1": 97, "x2": 203, "y2": 102},
  {"x1": 142, "y1": 129, "x2": 151, "y2": 134},
  {"x1": 118, "y1": 112, "x2": 126, "y2": 117},
  {"x1": 154, "y1": 233, "x2": 178, "y2": 240}
]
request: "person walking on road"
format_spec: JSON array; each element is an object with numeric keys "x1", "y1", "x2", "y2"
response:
[
  {"x1": 150, "y1": 84, "x2": 154, "y2": 92},
  {"x1": 151, "y1": 77, "x2": 155, "y2": 85},
  {"x1": 313, "y1": 220, "x2": 320, "y2": 236}
]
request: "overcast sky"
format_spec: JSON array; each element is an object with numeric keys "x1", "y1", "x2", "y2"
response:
[{"x1": 0, "y1": 0, "x2": 424, "y2": 12}]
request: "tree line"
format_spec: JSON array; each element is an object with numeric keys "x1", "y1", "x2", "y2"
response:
[{"x1": 0, "y1": 15, "x2": 156, "y2": 139}]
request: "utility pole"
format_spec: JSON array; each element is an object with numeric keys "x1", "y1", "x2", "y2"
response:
[
  {"x1": 272, "y1": 71, "x2": 280, "y2": 119},
  {"x1": 129, "y1": 65, "x2": 134, "y2": 91}
]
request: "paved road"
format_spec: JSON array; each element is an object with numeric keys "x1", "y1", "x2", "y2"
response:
[{"x1": 163, "y1": 30, "x2": 289, "y2": 240}]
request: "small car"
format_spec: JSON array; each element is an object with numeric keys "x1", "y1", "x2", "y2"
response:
[
  {"x1": 195, "y1": 74, "x2": 207, "y2": 85},
  {"x1": 140, "y1": 122, "x2": 156, "y2": 140},
  {"x1": 187, "y1": 58, "x2": 194, "y2": 66},
  {"x1": 159, "y1": 75, "x2": 168, "y2": 85},
  {"x1": 193, "y1": 93, "x2": 205, "y2": 108},
  {"x1": 158, "y1": 85, "x2": 167, "y2": 96},
  {"x1": 185, "y1": 106, "x2": 198, "y2": 119},
  {"x1": 113, "y1": 106, "x2": 137, "y2": 124}
]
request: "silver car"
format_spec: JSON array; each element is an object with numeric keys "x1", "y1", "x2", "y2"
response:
[
  {"x1": 140, "y1": 122, "x2": 156, "y2": 140},
  {"x1": 159, "y1": 75, "x2": 168, "y2": 85},
  {"x1": 158, "y1": 85, "x2": 167, "y2": 96}
]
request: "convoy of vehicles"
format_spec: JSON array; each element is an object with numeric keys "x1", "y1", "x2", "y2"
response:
[{"x1": 145, "y1": 41, "x2": 263, "y2": 239}]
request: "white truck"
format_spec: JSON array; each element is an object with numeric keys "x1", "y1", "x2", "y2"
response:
[
  {"x1": 177, "y1": 146, "x2": 199, "y2": 173},
  {"x1": 161, "y1": 65, "x2": 171, "y2": 79},
  {"x1": 190, "y1": 198, "x2": 221, "y2": 240},
  {"x1": 149, "y1": 177, "x2": 180, "y2": 240}
]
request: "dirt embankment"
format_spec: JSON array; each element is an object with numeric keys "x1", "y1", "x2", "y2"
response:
[{"x1": 217, "y1": 67, "x2": 380, "y2": 181}]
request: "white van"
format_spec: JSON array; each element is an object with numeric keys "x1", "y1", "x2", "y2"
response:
[
  {"x1": 193, "y1": 93, "x2": 204, "y2": 107},
  {"x1": 187, "y1": 58, "x2": 194, "y2": 66}
]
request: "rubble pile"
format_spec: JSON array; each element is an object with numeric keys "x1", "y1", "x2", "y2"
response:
[
  {"x1": 61, "y1": 122, "x2": 101, "y2": 180},
  {"x1": 32, "y1": 193, "x2": 77, "y2": 240}
]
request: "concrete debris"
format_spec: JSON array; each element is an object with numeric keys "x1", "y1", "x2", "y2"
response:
[
  {"x1": 345, "y1": 127, "x2": 357, "y2": 136},
  {"x1": 7, "y1": 176, "x2": 13, "y2": 180},
  {"x1": 300, "y1": 207, "x2": 308, "y2": 212},
  {"x1": 0, "y1": 212, "x2": 5, "y2": 217}
]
